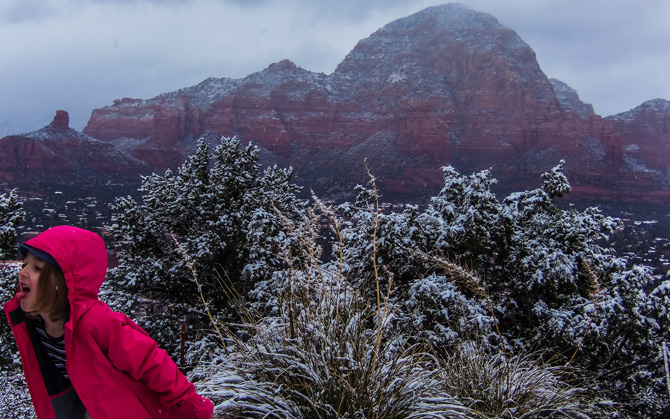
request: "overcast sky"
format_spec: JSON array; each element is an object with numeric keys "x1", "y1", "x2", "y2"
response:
[{"x1": 1, "y1": 0, "x2": 669, "y2": 137}]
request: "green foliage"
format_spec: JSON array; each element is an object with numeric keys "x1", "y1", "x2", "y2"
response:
[
  {"x1": 106, "y1": 136, "x2": 307, "y2": 355},
  {"x1": 195, "y1": 195, "x2": 621, "y2": 418},
  {"x1": 331, "y1": 163, "x2": 667, "y2": 416},
  {"x1": 0, "y1": 189, "x2": 24, "y2": 259},
  {"x1": 0, "y1": 191, "x2": 31, "y2": 416},
  {"x1": 0, "y1": 265, "x2": 21, "y2": 366},
  {"x1": 102, "y1": 138, "x2": 665, "y2": 416},
  {"x1": 0, "y1": 366, "x2": 32, "y2": 417},
  {"x1": 0, "y1": 189, "x2": 24, "y2": 366}
]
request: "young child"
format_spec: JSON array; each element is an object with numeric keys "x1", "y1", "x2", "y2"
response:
[{"x1": 4, "y1": 225, "x2": 214, "y2": 418}]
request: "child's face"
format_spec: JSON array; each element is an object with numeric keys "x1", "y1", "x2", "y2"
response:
[{"x1": 17, "y1": 252, "x2": 45, "y2": 313}]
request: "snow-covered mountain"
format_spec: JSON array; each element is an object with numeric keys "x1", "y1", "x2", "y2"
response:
[{"x1": 2, "y1": 3, "x2": 670, "y2": 202}]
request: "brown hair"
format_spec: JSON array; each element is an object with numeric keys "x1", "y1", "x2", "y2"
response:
[{"x1": 30, "y1": 262, "x2": 69, "y2": 322}]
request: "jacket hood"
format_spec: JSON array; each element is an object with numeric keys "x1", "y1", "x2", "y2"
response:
[{"x1": 23, "y1": 226, "x2": 108, "y2": 305}]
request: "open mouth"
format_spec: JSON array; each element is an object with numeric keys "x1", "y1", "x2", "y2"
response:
[{"x1": 16, "y1": 284, "x2": 30, "y2": 300}]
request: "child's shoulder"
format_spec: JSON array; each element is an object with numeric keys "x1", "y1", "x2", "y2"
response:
[
  {"x1": 76, "y1": 302, "x2": 149, "y2": 342},
  {"x1": 75, "y1": 300, "x2": 131, "y2": 329}
]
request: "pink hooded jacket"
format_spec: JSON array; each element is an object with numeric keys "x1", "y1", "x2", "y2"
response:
[{"x1": 4, "y1": 226, "x2": 214, "y2": 418}]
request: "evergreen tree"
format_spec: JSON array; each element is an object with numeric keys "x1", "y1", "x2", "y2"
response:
[
  {"x1": 0, "y1": 190, "x2": 31, "y2": 415},
  {"x1": 336, "y1": 170, "x2": 501, "y2": 348},
  {"x1": 0, "y1": 189, "x2": 24, "y2": 259},
  {"x1": 335, "y1": 163, "x2": 669, "y2": 416},
  {"x1": 105, "y1": 137, "x2": 307, "y2": 355},
  {"x1": 0, "y1": 189, "x2": 25, "y2": 364}
]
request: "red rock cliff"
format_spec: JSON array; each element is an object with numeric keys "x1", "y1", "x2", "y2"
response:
[{"x1": 75, "y1": 4, "x2": 670, "y2": 202}]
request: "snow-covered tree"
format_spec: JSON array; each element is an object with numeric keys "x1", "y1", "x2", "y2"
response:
[
  {"x1": 195, "y1": 192, "x2": 620, "y2": 418},
  {"x1": 0, "y1": 190, "x2": 31, "y2": 416},
  {"x1": 334, "y1": 162, "x2": 668, "y2": 416},
  {"x1": 100, "y1": 147, "x2": 667, "y2": 415},
  {"x1": 0, "y1": 189, "x2": 24, "y2": 259},
  {"x1": 105, "y1": 137, "x2": 307, "y2": 355},
  {"x1": 0, "y1": 189, "x2": 25, "y2": 363},
  {"x1": 426, "y1": 166, "x2": 506, "y2": 269}
]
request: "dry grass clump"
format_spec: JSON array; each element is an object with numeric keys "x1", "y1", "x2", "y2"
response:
[
  {"x1": 440, "y1": 342, "x2": 594, "y2": 419},
  {"x1": 196, "y1": 264, "x2": 468, "y2": 418}
]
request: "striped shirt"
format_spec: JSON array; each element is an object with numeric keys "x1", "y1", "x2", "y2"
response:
[{"x1": 35, "y1": 319, "x2": 69, "y2": 381}]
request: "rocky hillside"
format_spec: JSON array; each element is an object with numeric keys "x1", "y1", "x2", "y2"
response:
[
  {"x1": 0, "y1": 111, "x2": 150, "y2": 195},
  {"x1": 3, "y1": 3, "x2": 670, "y2": 203}
]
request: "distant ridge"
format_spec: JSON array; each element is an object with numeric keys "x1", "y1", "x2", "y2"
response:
[{"x1": 2, "y1": 3, "x2": 669, "y2": 203}]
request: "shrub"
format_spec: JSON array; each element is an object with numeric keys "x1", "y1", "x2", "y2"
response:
[
  {"x1": 105, "y1": 136, "x2": 307, "y2": 355},
  {"x1": 193, "y1": 194, "x2": 621, "y2": 418},
  {"x1": 0, "y1": 190, "x2": 30, "y2": 415},
  {"x1": 330, "y1": 163, "x2": 667, "y2": 416}
]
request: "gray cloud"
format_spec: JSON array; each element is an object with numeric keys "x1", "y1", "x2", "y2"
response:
[
  {"x1": 1, "y1": 0, "x2": 59, "y2": 24},
  {"x1": 482, "y1": 0, "x2": 670, "y2": 113}
]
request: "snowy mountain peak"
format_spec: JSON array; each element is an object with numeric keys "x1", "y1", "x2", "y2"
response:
[
  {"x1": 608, "y1": 98, "x2": 670, "y2": 120},
  {"x1": 384, "y1": 2, "x2": 514, "y2": 40},
  {"x1": 550, "y1": 78, "x2": 595, "y2": 119},
  {"x1": 13, "y1": 3, "x2": 666, "y2": 203}
]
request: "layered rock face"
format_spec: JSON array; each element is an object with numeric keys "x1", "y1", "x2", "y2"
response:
[
  {"x1": 0, "y1": 111, "x2": 150, "y2": 194},
  {"x1": 606, "y1": 100, "x2": 670, "y2": 173},
  {"x1": 6, "y1": 3, "x2": 670, "y2": 202}
]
